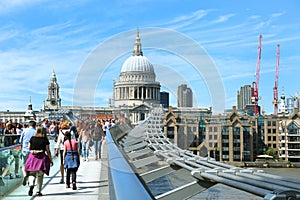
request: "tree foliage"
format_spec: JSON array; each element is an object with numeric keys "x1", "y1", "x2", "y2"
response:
[{"x1": 266, "y1": 147, "x2": 277, "y2": 157}]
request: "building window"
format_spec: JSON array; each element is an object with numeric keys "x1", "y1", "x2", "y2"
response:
[
  {"x1": 268, "y1": 136, "x2": 271, "y2": 141},
  {"x1": 268, "y1": 129, "x2": 271, "y2": 134},
  {"x1": 287, "y1": 123, "x2": 299, "y2": 135},
  {"x1": 233, "y1": 127, "x2": 240, "y2": 135},
  {"x1": 167, "y1": 127, "x2": 174, "y2": 139}
]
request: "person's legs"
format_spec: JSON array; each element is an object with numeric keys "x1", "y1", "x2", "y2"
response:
[
  {"x1": 71, "y1": 168, "x2": 77, "y2": 183},
  {"x1": 21, "y1": 151, "x2": 29, "y2": 185},
  {"x1": 59, "y1": 150, "x2": 64, "y2": 183},
  {"x1": 28, "y1": 171, "x2": 36, "y2": 196},
  {"x1": 71, "y1": 168, "x2": 77, "y2": 190},
  {"x1": 94, "y1": 140, "x2": 99, "y2": 160},
  {"x1": 8, "y1": 153, "x2": 15, "y2": 179},
  {"x1": 12, "y1": 150, "x2": 20, "y2": 178},
  {"x1": 66, "y1": 169, "x2": 71, "y2": 188},
  {"x1": 36, "y1": 170, "x2": 44, "y2": 195},
  {"x1": 82, "y1": 141, "x2": 87, "y2": 160}
]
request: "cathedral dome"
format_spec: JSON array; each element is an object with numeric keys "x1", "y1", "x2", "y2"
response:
[{"x1": 121, "y1": 55, "x2": 154, "y2": 73}]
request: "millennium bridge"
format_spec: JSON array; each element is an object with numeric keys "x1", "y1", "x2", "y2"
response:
[{"x1": 1, "y1": 107, "x2": 300, "y2": 200}]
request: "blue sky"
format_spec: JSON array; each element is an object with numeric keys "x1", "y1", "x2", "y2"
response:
[{"x1": 0, "y1": 0, "x2": 299, "y2": 114}]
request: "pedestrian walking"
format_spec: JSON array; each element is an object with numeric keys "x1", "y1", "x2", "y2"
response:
[
  {"x1": 78, "y1": 121, "x2": 92, "y2": 161},
  {"x1": 25, "y1": 126, "x2": 53, "y2": 196},
  {"x1": 19, "y1": 120, "x2": 36, "y2": 186},
  {"x1": 54, "y1": 120, "x2": 71, "y2": 184},
  {"x1": 92, "y1": 122, "x2": 104, "y2": 160},
  {"x1": 49, "y1": 120, "x2": 58, "y2": 137},
  {"x1": 63, "y1": 131, "x2": 80, "y2": 190}
]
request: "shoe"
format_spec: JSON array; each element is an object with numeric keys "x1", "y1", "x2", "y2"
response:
[
  {"x1": 72, "y1": 182, "x2": 77, "y2": 190},
  {"x1": 60, "y1": 178, "x2": 65, "y2": 184},
  {"x1": 0, "y1": 176, "x2": 5, "y2": 186},
  {"x1": 9, "y1": 174, "x2": 14, "y2": 179},
  {"x1": 28, "y1": 185, "x2": 34, "y2": 196},
  {"x1": 86, "y1": 158, "x2": 89, "y2": 161},
  {"x1": 83, "y1": 157, "x2": 86, "y2": 161},
  {"x1": 22, "y1": 176, "x2": 28, "y2": 186},
  {"x1": 95, "y1": 156, "x2": 98, "y2": 160},
  {"x1": 16, "y1": 174, "x2": 21, "y2": 178},
  {"x1": 36, "y1": 192, "x2": 43, "y2": 196},
  {"x1": 66, "y1": 184, "x2": 70, "y2": 188}
]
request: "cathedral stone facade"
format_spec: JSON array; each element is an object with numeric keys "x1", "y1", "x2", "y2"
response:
[{"x1": 113, "y1": 30, "x2": 161, "y2": 108}]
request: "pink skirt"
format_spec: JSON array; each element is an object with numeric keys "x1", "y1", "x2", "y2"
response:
[{"x1": 25, "y1": 152, "x2": 51, "y2": 176}]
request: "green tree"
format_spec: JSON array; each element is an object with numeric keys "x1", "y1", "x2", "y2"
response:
[{"x1": 265, "y1": 147, "x2": 277, "y2": 158}]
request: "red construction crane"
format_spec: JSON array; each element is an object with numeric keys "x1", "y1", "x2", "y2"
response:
[
  {"x1": 251, "y1": 35, "x2": 262, "y2": 115},
  {"x1": 273, "y1": 44, "x2": 280, "y2": 115}
]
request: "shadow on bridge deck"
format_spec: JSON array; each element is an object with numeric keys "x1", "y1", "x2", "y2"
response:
[{"x1": 2, "y1": 139, "x2": 110, "y2": 200}]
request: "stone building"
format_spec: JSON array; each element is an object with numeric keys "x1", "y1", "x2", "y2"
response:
[
  {"x1": 163, "y1": 106, "x2": 212, "y2": 150},
  {"x1": 113, "y1": 30, "x2": 160, "y2": 108},
  {"x1": 43, "y1": 69, "x2": 61, "y2": 111}
]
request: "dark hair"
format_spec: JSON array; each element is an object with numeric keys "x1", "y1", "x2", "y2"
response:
[
  {"x1": 64, "y1": 131, "x2": 72, "y2": 139},
  {"x1": 29, "y1": 120, "x2": 36, "y2": 127}
]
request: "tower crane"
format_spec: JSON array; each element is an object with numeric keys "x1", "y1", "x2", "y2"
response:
[
  {"x1": 251, "y1": 35, "x2": 262, "y2": 115},
  {"x1": 273, "y1": 44, "x2": 280, "y2": 115}
]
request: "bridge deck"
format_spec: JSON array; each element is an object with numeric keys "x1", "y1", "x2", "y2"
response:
[{"x1": 2, "y1": 140, "x2": 110, "y2": 200}]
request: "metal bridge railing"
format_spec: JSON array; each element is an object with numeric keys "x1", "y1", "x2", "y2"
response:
[
  {"x1": 106, "y1": 125, "x2": 155, "y2": 200},
  {"x1": 107, "y1": 107, "x2": 300, "y2": 200}
]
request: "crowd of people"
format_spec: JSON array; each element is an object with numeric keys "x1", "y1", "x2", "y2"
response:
[{"x1": 0, "y1": 117, "x2": 117, "y2": 196}]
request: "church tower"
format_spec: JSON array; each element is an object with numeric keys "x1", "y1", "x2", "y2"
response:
[
  {"x1": 24, "y1": 96, "x2": 36, "y2": 121},
  {"x1": 278, "y1": 89, "x2": 289, "y2": 116},
  {"x1": 44, "y1": 69, "x2": 61, "y2": 111}
]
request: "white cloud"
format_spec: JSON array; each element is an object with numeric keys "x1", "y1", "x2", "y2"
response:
[
  {"x1": 213, "y1": 14, "x2": 235, "y2": 23},
  {"x1": 159, "y1": 9, "x2": 209, "y2": 30},
  {"x1": 0, "y1": 0, "x2": 43, "y2": 14},
  {"x1": 254, "y1": 12, "x2": 285, "y2": 30}
]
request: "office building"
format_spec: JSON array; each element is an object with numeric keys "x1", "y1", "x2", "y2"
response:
[
  {"x1": 237, "y1": 85, "x2": 252, "y2": 110},
  {"x1": 160, "y1": 91, "x2": 169, "y2": 108},
  {"x1": 177, "y1": 84, "x2": 193, "y2": 107}
]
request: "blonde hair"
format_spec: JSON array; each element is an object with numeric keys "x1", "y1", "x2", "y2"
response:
[{"x1": 60, "y1": 120, "x2": 70, "y2": 129}]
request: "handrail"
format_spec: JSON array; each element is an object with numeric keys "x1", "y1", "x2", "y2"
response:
[
  {"x1": 0, "y1": 144, "x2": 21, "y2": 151},
  {"x1": 106, "y1": 128, "x2": 154, "y2": 200}
]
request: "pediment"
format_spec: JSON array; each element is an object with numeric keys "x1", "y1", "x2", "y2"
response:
[{"x1": 132, "y1": 104, "x2": 151, "y2": 111}]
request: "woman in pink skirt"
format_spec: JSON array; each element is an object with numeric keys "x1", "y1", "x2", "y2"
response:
[{"x1": 25, "y1": 126, "x2": 53, "y2": 196}]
